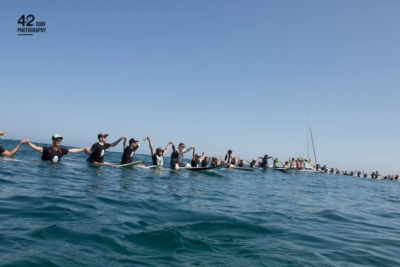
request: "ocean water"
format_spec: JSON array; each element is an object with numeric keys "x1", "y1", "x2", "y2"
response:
[{"x1": 1, "y1": 139, "x2": 400, "y2": 267}]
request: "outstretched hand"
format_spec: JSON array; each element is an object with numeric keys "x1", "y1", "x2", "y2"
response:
[
  {"x1": 121, "y1": 135, "x2": 127, "y2": 139},
  {"x1": 84, "y1": 147, "x2": 91, "y2": 153},
  {"x1": 20, "y1": 139, "x2": 28, "y2": 145},
  {"x1": 0, "y1": 131, "x2": 5, "y2": 136}
]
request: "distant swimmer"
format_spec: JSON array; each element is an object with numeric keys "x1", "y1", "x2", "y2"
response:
[
  {"x1": 191, "y1": 147, "x2": 205, "y2": 168},
  {"x1": 0, "y1": 132, "x2": 28, "y2": 157},
  {"x1": 121, "y1": 137, "x2": 147, "y2": 165},
  {"x1": 224, "y1": 150, "x2": 233, "y2": 164},
  {"x1": 26, "y1": 134, "x2": 89, "y2": 162},
  {"x1": 148, "y1": 137, "x2": 173, "y2": 168},
  {"x1": 88, "y1": 133, "x2": 126, "y2": 164},
  {"x1": 170, "y1": 142, "x2": 194, "y2": 169}
]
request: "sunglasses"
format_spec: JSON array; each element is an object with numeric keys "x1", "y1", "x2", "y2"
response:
[{"x1": 54, "y1": 139, "x2": 62, "y2": 142}]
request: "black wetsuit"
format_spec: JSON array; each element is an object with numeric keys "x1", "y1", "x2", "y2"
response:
[
  {"x1": 41, "y1": 147, "x2": 69, "y2": 162},
  {"x1": 201, "y1": 159, "x2": 208, "y2": 167},
  {"x1": 121, "y1": 146, "x2": 139, "y2": 164},
  {"x1": 191, "y1": 159, "x2": 198, "y2": 167},
  {"x1": 89, "y1": 143, "x2": 111, "y2": 163}
]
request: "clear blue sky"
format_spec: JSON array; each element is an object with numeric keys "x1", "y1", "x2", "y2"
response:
[{"x1": 1, "y1": 1, "x2": 399, "y2": 174}]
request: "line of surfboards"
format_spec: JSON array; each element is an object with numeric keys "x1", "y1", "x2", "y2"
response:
[{"x1": 68, "y1": 158, "x2": 322, "y2": 173}]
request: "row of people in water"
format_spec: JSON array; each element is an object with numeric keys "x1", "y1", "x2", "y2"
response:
[
  {"x1": 1, "y1": 131, "x2": 398, "y2": 179},
  {"x1": 0, "y1": 131, "x2": 317, "y2": 169}
]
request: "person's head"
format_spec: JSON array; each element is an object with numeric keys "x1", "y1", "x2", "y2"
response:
[
  {"x1": 232, "y1": 157, "x2": 237, "y2": 163},
  {"x1": 98, "y1": 132, "x2": 109, "y2": 143},
  {"x1": 264, "y1": 154, "x2": 268, "y2": 159},
  {"x1": 285, "y1": 161, "x2": 289, "y2": 165},
  {"x1": 178, "y1": 143, "x2": 186, "y2": 152},
  {"x1": 251, "y1": 159, "x2": 256, "y2": 164},
  {"x1": 156, "y1": 148, "x2": 164, "y2": 156},
  {"x1": 228, "y1": 149, "x2": 232, "y2": 155},
  {"x1": 52, "y1": 134, "x2": 63, "y2": 147},
  {"x1": 203, "y1": 156, "x2": 210, "y2": 162},
  {"x1": 129, "y1": 138, "x2": 139, "y2": 148}
]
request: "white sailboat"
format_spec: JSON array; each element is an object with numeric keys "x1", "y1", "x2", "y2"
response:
[{"x1": 297, "y1": 115, "x2": 320, "y2": 173}]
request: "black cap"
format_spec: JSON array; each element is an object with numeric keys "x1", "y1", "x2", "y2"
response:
[
  {"x1": 179, "y1": 143, "x2": 185, "y2": 147},
  {"x1": 98, "y1": 132, "x2": 109, "y2": 139},
  {"x1": 129, "y1": 138, "x2": 139, "y2": 144},
  {"x1": 228, "y1": 149, "x2": 232, "y2": 153},
  {"x1": 156, "y1": 148, "x2": 164, "y2": 153}
]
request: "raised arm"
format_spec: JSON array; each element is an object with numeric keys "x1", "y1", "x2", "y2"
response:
[
  {"x1": 148, "y1": 136, "x2": 154, "y2": 156},
  {"x1": 122, "y1": 139, "x2": 127, "y2": 151},
  {"x1": 1, "y1": 139, "x2": 28, "y2": 156},
  {"x1": 192, "y1": 146, "x2": 196, "y2": 159},
  {"x1": 138, "y1": 137, "x2": 147, "y2": 148},
  {"x1": 185, "y1": 146, "x2": 194, "y2": 153},
  {"x1": 162, "y1": 141, "x2": 173, "y2": 156},
  {"x1": 110, "y1": 135, "x2": 126, "y2": 147},
  {"x1": 27, "y1": 140, "x2": 43, "y2": 153},
  {"x1": 199, "y1": 152, "x2": 205, "y2": 161}
]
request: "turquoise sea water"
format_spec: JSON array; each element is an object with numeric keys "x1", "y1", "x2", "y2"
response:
[{"x1": 1, "y1": 139, "x2": 400, "y2": 267}]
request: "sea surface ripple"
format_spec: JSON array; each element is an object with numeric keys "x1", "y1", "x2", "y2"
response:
[{"x1": 1, "y1": 140, "x2": 399, "y2": 267}]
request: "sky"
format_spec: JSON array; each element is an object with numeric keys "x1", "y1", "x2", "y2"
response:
[{"x1": 1, "y1": 1, "x2": 399, "y2": 174}]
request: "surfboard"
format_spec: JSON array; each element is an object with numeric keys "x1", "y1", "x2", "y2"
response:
[
  {"x1": 115, "y1": 161, "x2": 143, "y2": 168},
  {"x1": 136, "y1": 165, "x2": 158, "y2": 170},
  {"x1": 230, "y1": 167, "x2": 256, "y2": 171},
  {"x1": 296, "y1": 169, "x2": 319, "y2": 173},
  {"x1": 273, "y1": 167, "x2": 294, "y2": 173},
  {"x1": 186, "y1": 165, "x2": 227, "y2": 171}
]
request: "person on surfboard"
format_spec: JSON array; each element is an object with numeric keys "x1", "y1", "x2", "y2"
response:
[
  {"x1": 201, "y1": 156, "x2": 210, "y2": 167},
  {"x1": 210, "y1": 156, "x2": 223, "y2": 167},
  {"x1": 238, "y1": 159, "x2": 250, "y2": 168},
  {"x1": 26, "y1": 134, "x2": 89, "y2": 162},
  {"x1": 148, "y1": 136, "x2": 173, "y2": 168},
  {"x1": 249, "y1": 159, "x2": 257, "y2": 168},
  {"x1": 259, "y1": 154, "x2": 273, "y2": 168},
  {"x1": 87, "y1": 133, "x2": 126, "y2": 164},
  {"x1": 228, "y1": 157, "x2": 238, "y2": 168},
  {"x1": 0, "y1": 131, "x2": 29, "y2": 157},
  {"x1": 224, "y1": 150, "x2": 233, "y2": 164},
  {"x1": 120, "y1": 137, "x2": 147, "y2": 165},
  {"x1": 191, "y1": 147, "x2": 205, "y2": 168},
  {"x1": 170, "y1": 142, "x2": 194, "y2": 169}
]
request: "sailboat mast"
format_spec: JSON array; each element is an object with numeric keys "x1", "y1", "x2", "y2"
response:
[
  {"x1": 309, "y1": 115, "x2": 318, "y2": 165},
  {"x1": 307, "y1": 114, "x2": 310, "y2": 159}
]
